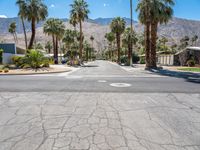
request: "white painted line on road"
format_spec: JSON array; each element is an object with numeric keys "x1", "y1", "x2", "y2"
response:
[
  {"x1": 98, "y1": 80, "x2": 107, "y2": 83},
  {"x1": 65, "y1": 76, "x2": 83, "y2": 79},
  {"x1": 110, "y1": 83, "x2": 132, "y2": 88}
]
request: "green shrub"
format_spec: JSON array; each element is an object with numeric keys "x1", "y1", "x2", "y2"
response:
[
  {"x1": 24, "y1": 50, "x2": 45, "y2": 69},
  {"x1": 42, "y1": 58, "x2": 50, "y2": 67},
  {"x1": 120, "y1": 56, "x2": 128, "y2": 65},
  {"x1": 140, "y1": 57, "x2": 145, "y2": 64},
  {"x1": 132, "y1": 53, "x2": 140, "y2": 63},
  {"x1": 187, "y1": 59, "x2": 195, "y2": 67},
  {"x1": 0, "y1": 49, "x2": 3, "y2": 64},
  {"x1": 12, "y1": 56, "x2": 25, "y2": 67}
]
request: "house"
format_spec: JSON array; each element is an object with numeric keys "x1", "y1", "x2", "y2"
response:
[
  {"x1": 0, "y1": 43, "x2": 16, "y2": 64},
  {"x1": 175, "y1": 47, "x2": 200, "y2": 66}
]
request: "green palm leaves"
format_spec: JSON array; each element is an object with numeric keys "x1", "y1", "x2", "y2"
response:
[
  {"x1": 70, "y1": 0, "x2": 90, "y2": 61},
  {"x1": 43, "y1": 18, "x2": 65, "y2": 64},
  {"x1": 110, "y1": 17, "x2": 126, "y2": 63}
]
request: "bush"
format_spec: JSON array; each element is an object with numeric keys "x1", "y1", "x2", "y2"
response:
[
  {"x1": 140, "y1": 57, "x2": 145, "y2": 64},
  {"x1": 25, "y1": 50, "x2": 45, "y2": 69},
  {"x1": 187, "y1": 59, "x2": 195, "y2": 67},
  {"x1": 12, "y1": 56, "x2": 25, "y2": 67},
  {"x1": 0, "y1": 49, "x2": 3, "y2": 64},
  {"x1": 42, "y1": 58, "x2": 50, "y2": 67},
  {"x1": 120, "y1": 56, "x2": 128, "y2": 65},
  {"x1": 132, "y1": 53, "x2": 140, "y2": 63}
]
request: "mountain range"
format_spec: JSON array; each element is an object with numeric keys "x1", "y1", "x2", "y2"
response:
[{"x1": 0, "y1": 17, "x2": 200, "y2": 50}]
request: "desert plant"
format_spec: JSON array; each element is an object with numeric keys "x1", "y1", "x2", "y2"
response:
[
  {"x1": 12, "y1": 55, "x2": 26, "y2": 67},
  {"x1": 24, "y1": 50, "x2": 45, "y2": 69},
  {"x1": 132, "y1": 52, "x2": 140, "y2": 63}
]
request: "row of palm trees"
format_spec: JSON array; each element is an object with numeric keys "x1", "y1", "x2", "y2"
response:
[{"x1": 15, "y1": 0, "x2": 90, "y2": 64}]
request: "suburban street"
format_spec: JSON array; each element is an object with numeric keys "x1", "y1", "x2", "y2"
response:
[{"x1": 0, "y1": 60, "x2": 200, "y2": 150}]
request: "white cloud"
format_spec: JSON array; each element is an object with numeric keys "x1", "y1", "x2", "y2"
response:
[
  {"x1": 103, "y1": 3, "x2": 109, "y2": 7},
  {"x1": 0, "y1": 15, "x2": 7, "y2": 18},
  {"x1": 50, "y1": 4, "x2": 55, "y2": 8}
]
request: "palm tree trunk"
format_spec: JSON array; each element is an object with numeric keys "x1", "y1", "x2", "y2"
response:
[
  {"x1": 21, "y1": 17, "x2": 28, "y2": 49},
  {"x1": 145, "y1": 22, "x2": 151, "y2": 69},
  {"x1": 15, "y1": 32, "x2": 18, "y2": 43},
  {"x1": 116, "y1": 34, "x2": 121, "y2": 63},
  {"x1": 150, "y1": 21, "x2": 158, "y2": 68},
  {"x1": 28, "y1": 18, "x2": 36, "y2": 49},
  {"x1": 55, "y1": 36, "x2": 59, "y2": 64},
  {"x1": 79, "y1": 20, "x2": 83, "y2": 61}
]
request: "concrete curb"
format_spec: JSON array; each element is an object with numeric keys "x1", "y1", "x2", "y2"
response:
[{"x1": 0, "y1": 69, "x2": 71, "y2": 76}]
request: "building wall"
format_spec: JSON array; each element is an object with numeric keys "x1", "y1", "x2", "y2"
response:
[
  {"x1": 2, "y1": 53, "x2": 15, "y2": 64},
  {"x1": 158, "y1": 55, "x2": 174, "y2": 66}
]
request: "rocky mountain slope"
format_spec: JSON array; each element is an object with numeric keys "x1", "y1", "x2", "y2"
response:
[{"x1": 0, "y1": 17, "x2": 200, "y2": 51}]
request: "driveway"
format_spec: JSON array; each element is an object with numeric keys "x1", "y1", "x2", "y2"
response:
[{"x1": 0, "y1": 61, "x2": 200, "y2": 150}]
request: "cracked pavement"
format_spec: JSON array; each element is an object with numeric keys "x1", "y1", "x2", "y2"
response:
[{"x1": 0, "y1": 61, "x2": 200, "y2": 150}]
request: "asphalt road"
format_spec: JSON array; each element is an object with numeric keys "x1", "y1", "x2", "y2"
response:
[
  {"x1": 0, "y1": 61, "x2": 200, "y2": 150},
  {"x1": 0, "y1": 60, "x2": 199, "y2": 93}
]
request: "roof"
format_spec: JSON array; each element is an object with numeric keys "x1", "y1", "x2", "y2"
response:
[
  {"x1": 0, "y1": 43, "x2": 16, "y2": 54},
  {"x1": 175, "y1": 47, "x2": 200, "y2": 55}
]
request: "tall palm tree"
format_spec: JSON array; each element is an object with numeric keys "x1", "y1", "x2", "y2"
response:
[
  {"x1": 137, "y1": 0, "x2": 174, "y2": 69},
  {"x1": 105, "y1": 32, "x2": 115, "y2": 60},
  {"x1": 122, "y1": 27, "x2": 138, "y2": 65},
  {"x1": 45, "y1": 41, "x2": 53, "y2": 54},
  {"x1": 43, "y1": 18, "x2": 65, "y2": 64},
  {"x1": 150, "y1": 0, "x2": 174, "y2": 68},
  {"x1": 137, "y1": 0, "x2": 152, "y2": 68},
  {"x1": 16, "y1": 0, "x2": 28, "y2": 49},
  {"x1": 62, "y1": 29, "x2": 76, "y2": 52},
  {"x1": 70, "y1": 0, "x2": 90, "y2": 61},
  {"x1": 8, "y1": 22, "x2": 17, "y2": 43},
  {"x1": 18, "y1": 0, "x2": 48, "y2": 49},
  {"x1": 110, "y1": 17, "x2": 126, "y2": 63}
]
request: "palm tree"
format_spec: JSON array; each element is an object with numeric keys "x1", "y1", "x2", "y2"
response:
[
  {"x1": 43, "y1": 18, "x2": 65, "y2": 64},
  {"x1": 16, "y1": 0, "x2": 28, "y2": 49},
  {"x1": 137, "y1": 0, "x2": 151, "y2": 68},
  {"x1": 137, "y1": 0, "x2": 174, "y2": 69},
  {"x1": 70, "y1": 0, "x2": 90, "y2": 61},
  {"x1": 150, "y1": 0, "x2": 174, "y2": 68},
  {"x1": 130, "y1": 0, "x2": 134, "y2": 65},
  {"x1": 122, "y1": 27, "x2": 138, "y2": 65},
  {"x1": 8, "y1": 22, "x2": 17, "y2": 43},
  {"x1": 105, "y1": 32, "x2": 115, "y2": 60},
  {"x1": 18, "y1": 0, "x2": 48, "y2": 49},
  {"x1": 62, "y1": 29, "x2": 76, "y2": 52},
  {"x1": 110, "y1": 17, "x2": 126, "y2": 63},
  {"x1": 45, "y1": 41, "x2": 53, "y2": 54}
]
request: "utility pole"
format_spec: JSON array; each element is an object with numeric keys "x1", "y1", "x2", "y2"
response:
[{"x1": 130, "y1": 0, "x2": 134, "y2": 66}]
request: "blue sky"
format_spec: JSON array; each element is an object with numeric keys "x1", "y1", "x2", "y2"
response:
[{"x1": 0, "y1": 0, "x2": 200, "y2": 21}]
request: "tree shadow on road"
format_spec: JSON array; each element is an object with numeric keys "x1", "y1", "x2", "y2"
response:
[
  {"x1": 149, "y1": 69, "x2": 200, "y2": 84},
  {"x1": 82, "y1": 65, "x2": 99, "y2": 68}
]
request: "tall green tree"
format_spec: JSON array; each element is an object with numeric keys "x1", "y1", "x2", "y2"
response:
[
  {"x1": 43, "y1": 18, "x2": 65, "y2": 64},
  {"x1": 45, "y1": 41, "x2": 53, "y2": 54},
  {"x1": 18, "y1": 0, "x2": 48, "y2": 49},
  {"x1": 16, "y1": 0, "x2": 28, "y2": 49},
  {"x1": 105, "y1": 32, "x2": 115, "y2": 60},
  {"x1": 110, "y1": 17, "x2": 126, "y2": 63},
  {"x1": 137, "y1": 0, "x2": 174, "y2": 69},
  {"x1": 8, "y1": 22, "x2": 17, "y2": 43},
  {"x1": 122, "y1": 27, "x2": 138, "y2": 65},
  {"x1": 70, "y1": 0, "x2": 90, "y2": 61},
  {"x1": 150, "y1": 0, "x2": 174, "y2": 68},
  {"x1": 62, "y1": 29, "x2": 77, "y2": 52}
]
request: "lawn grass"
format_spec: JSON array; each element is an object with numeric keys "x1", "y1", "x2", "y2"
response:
[{"x1": 178, "y1": 67, "x2": 200, "y2": 72}]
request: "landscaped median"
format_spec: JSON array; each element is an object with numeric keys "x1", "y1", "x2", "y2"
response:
[{"x1": 0, "y1": 65, "x2": 72, "y2": 75}]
